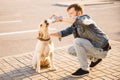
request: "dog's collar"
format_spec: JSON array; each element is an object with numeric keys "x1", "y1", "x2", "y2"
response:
[{"x1": 37, "y1": 37, "x2": 50, "y2": 41}]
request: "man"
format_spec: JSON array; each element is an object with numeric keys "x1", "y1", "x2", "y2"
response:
[{"x1": 50, "y1": 4, "x2": 111, "y2": 77}]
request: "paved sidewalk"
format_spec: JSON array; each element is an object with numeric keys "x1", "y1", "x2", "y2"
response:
[{"x1": 0, "y1": 40, "x2": 120, "y2": 80}]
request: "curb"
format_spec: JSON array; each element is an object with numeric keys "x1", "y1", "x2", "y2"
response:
[{"x1": 53, "y1": 1, "x2": 114, "y2": 7}]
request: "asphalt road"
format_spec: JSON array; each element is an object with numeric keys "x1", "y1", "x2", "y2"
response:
[{"x1": 0, "y1": 0, "x2": 120, "y2": 57}]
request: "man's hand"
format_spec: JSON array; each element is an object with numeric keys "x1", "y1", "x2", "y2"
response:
[
  {"x1": 50, "y1": 32, "x2": 62, "y2": 41},
  {"x1": 50, "y1": 32, "x2": 61, "y2": 38},
  {"x1": 50, "y1": 14, "x2": 76, "y2": 24},
  {"x1": 49, "y1": 15, "x2": 63, "y2": 23}
]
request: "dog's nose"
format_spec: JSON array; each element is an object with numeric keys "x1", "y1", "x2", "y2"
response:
[{"x1": 44, "y1": 20, "x2": 49, "y2": 26}]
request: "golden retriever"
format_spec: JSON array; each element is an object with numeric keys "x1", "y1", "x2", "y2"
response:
[{"x1": 32, "y1": 20, "x2": 56, "y2": 73}]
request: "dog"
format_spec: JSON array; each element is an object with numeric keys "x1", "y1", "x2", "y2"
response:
[{"x1": 32, "y1": 20, "x2": 56, "y2": 73}]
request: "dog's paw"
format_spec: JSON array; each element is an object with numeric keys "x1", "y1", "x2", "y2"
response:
[
  {"x1": 36, "y1": 69, "x2": 41, "y2": 73},
  {"x1": 36, "y1": 68, "x2": 41, "y2": 73},
  {"x1": 32, "y1": 64, "x2": 37, "y2": 69},
  {"x1": 49, "y1": 66, "x2": 57, "y2": 71}
]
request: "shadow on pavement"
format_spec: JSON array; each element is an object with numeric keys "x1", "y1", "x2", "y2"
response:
[{"x1": 0, "y1": 65, "x2": 56, "y2": 80}]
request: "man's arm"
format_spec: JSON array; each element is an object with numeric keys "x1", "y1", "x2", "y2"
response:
[
  {"x1": 50, "y1": 15, "x2": 75, "y2": 24},
  {"x1": 60, "y1": 26, "x2": 73, "y2": 37},
  {"x1": 50, "y1": 26, "x2": 73, "y2": 39},
  {"x1": 50, "y1": 15, "x2": 73, "y2": 39},
  {"x1": 62, "y1": 18, "x2": 75, "y2": 24}
]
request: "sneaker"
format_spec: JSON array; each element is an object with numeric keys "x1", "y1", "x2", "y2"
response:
[
  {"x1": 90, "y1": 59, "x2": 102, "y2": 67},
  {"x1": 71, "y1": 68, "x2": 89, "y2": 77}
]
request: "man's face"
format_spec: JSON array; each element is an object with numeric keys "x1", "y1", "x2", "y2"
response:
[{"x1": 67, "y1": 7, "x2": 80, "y2": 18}]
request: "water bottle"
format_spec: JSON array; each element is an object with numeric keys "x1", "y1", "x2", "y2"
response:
[
  {"x1": 46, "y1": 16, "x2": 62, "y2": 24},
  {"x1": 51, "y1": 15, "x2": 57, "y2": 22}
]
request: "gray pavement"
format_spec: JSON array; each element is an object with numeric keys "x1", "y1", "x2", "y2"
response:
[{"x1": 0, "y1": 40, "x2": 120, "y2": 80}]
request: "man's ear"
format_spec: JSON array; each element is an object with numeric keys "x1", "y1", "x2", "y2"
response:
[{"x1": 77, "y1": 11, "x2": 82, "y2": 16}]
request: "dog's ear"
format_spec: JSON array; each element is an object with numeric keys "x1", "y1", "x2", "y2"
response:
[{"x1": 37, "y1": 31, "x2": 43, "y2": 39}]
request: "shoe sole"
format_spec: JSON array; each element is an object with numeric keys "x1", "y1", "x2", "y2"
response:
[
  {"x1": 70, "y1": 73, "x2": 89, "y2": 78},
  {"x1": 90, "y1": 60, "x2": 102, "y2": 69},
  {"x1": 89, "y1": 60, "x2": 102, "y2": 68}
]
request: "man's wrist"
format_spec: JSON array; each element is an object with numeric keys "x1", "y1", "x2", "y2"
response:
[
  {"x1": 59, "y1": 16, "x2": 63, "y2": 22},
  {"x1": 57, "y1": 32, "x2": 62, "y2": 41},
  {"x1": 57, "y1": 32, "x2": 62, "y2": 38}
]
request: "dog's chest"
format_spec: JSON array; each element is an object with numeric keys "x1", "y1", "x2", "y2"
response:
[
  {"x1": 41, "y1": 52, "x2": 49, "y2": 58},
  {"x1": 40, "y1": 43, "x2": 50, "y2": 58}
]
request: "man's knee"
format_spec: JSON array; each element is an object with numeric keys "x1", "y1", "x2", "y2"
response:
[
  {"x1": 68, "y1": 46, "x2": 77, "y2": 56},
  {"x1": 74, "y1": 38, "x2": 81, "y2": 45},
  {"x1": 73, "y1": 38, "x2": 85, "y2": 45}
]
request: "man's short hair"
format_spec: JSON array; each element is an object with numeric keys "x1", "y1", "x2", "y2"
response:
[{"x1": 67, "y1": 4, "x2": 83, "y2": 14}]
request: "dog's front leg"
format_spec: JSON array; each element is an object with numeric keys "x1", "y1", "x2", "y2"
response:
[
  {"x1": 36, "y1": 52, "x2": 41, "y2": 73},
  {"x1": 50, "y1": 52, "x2": 56, "y2": 70},
  {"x1": 33, "y1": 41, "x2": 40, "y2": 69},
  {"x1": 32, "y1": 54, "x2": 36, "y2": 69},
  {"x1": 32, "y1": 50, "x2": 38, "y2": 69}
]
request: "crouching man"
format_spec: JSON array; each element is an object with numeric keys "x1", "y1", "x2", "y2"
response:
[{"x1": 50, "y1": 4, "x2": 111, "y2": 77}]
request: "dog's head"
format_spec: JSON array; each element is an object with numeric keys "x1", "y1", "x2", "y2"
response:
[
  {"x1": 38, "y1": 20, "x2": 50, "y2": 39},
  {"x1": 40, "y1": 20, "x2": 49, "y2": 28}
]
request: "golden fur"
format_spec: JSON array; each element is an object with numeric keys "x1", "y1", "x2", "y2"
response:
[{"x1": 32, "y1": 20, "x2": 56, "y2": 73}]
